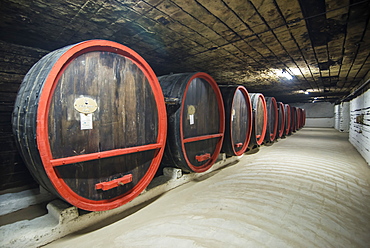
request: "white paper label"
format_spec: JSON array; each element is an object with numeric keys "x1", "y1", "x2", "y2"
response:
[
  {"x1": 80, "y1": 113, "x2": 93, "y2": 130},
  {"x1": 189, "y1": 114, "x2": 194, "y2": 125}
]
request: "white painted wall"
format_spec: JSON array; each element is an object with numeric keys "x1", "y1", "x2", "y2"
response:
[
  {"x1": 290, "y1": 102, "x2": 334, "y2": 128},
  {"x1": 349, "y1": 88, "x2": 370, "y2": 165}
]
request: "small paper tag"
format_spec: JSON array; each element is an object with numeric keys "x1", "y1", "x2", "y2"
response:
[
  {"x1": 80, "y1": 113, "x2": 93, "y2": 130},
  {"x1": 189, "y1": 114, "x2": 194, "y2": 125}
]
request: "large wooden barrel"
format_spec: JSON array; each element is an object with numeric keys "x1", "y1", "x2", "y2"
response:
[
  {"x1": 296, "y1": 108, "x2": 302, "y2": 129},
  {"x1": 301, "y1": 109, "x2": 306, "y2": 127},
  {"x1": 220, "y1": 85, "x2": 252, "y2": 156},
  {"x1": 298, "y1": 108, "x2": 306, "y2": 129},
  {"x1": 12, "y1": 40, "x2": 167, "y2": 211},
  {"x1": 248, "y1": 93, "x2": 267, "y2": 148},
  {"x1": 284, "y1": 104, "x2": 291, "y2": 135},
  {"x1": 277, "y1": 102, "x2": 285, "y2": 138},
  {"x1": 158, "y1": 72, "x2": 225, "y2": 173},
  {"x1": 290, "y1": 106, "x2": 297, "y2": 133},
  {"x1": 264, "y1": 97, "x2": 278, "y2": 143}
]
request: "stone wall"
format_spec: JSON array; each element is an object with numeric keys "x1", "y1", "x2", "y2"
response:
[{"x1": 0, "y1": 40, "x2": 49, "y2": 191}]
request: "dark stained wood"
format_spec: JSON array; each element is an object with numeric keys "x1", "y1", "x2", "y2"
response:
[
  {"x1": 182, "y1": 78, "x2": 220, "y2": 138},
  {"x1": 284, "y1": 104, "x2": 291, "y2": 135},
  {"x1": 248, "y1": 93, "x2": 267, "y2": 149},
  {"x1": 302, "y1": 109, "x2": 306, "y2": 126},
  {"x1": 56, "y1": 150, "x2": 156, "y2": 201},
  {"x1": 158, "y1": 72, "x2": 224, "y2": 173},
  {"x1": 256, "y1": 96, "x2": 266, "y2": 139},
  {"x1": 264, "y1": 97, "x2": 278, "y2": 143},
  {"x1": 296, "y1": 108, "x2": 303, "y2": 129},
  {"x1": 290, "y1": 106, "x2": 298, "y2": 133},
  {"x1": 12, "y1": 40, "x2": 166, "y2": 210},
  {"x1": 231, "y1": 88, "x2": 251, "y2": 153},
  {"x1": 220, "y1": 85, "x2": 252, "y2": 156},
  {"x1": 277, "y1": 101, "x2": 285, "y2": 138},
  {"x1": 48, "y1": 51, "x2": 158, "y2": 158},
  {"x1": 46, "y1": 50, "x2": 159, "y2": 201}
]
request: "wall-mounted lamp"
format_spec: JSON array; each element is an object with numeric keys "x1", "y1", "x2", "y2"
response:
[{"x1": 282, "y1": 69, "x2": 293, "y2": 80}]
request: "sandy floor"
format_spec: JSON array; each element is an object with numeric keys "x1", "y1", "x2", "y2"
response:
[{"x1": 44, "y1": 128, "x2": 370, "y2": 248}]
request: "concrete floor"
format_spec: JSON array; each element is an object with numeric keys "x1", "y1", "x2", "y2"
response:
[{"x1": 44, "y1": 128, "x2": 370, "y2": 248}]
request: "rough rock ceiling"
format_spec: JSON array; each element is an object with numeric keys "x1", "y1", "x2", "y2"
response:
[{"x1": 1, "y1": 0, "x2": 369, "y2": 103}]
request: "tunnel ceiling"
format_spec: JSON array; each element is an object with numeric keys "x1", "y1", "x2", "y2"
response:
[{"x1": 1, "y1": 0, "x2": 369, "y2": 103}]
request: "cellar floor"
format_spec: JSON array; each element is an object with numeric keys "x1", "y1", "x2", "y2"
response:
[{"x1": 43, "y1": 128, "x2": 370, "y2": 248}]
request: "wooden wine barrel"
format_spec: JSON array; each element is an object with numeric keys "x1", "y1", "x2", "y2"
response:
[
  {"x1": 158, "y1": 72, "x2": 225, "y2": 173},
  {"x1": 301, "y1": 109, "x2": 306, "y2": 127},
  {"x1": 248, "y1": 93, "x2": 267, "y2": 148},
  {"x1": 297, "y1": 108, "x2": 302, "y2": 129},
  {"x1": 12, "y1": 40, "x2": 167, "y2": 211},
  {"x1": 290, "y1": 106, "x2": 297, "y2": 133},
  {"x1": 277, "y1": 102, "x2": 285, "y2": 138},
  {"x1": 284, "y1": 104, "x2": 291, "y2": 135},
  {"x1": 220, "y1": 85, "x2": 252, "y2": 156},
  {"x1": 299, "y1": 108, "x2": 306, "y2": 129},
  {"x1": 264, "y1": 97, "x2": 278, "y2": 143}
]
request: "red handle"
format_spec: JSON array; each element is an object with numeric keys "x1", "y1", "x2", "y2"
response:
[
  {"x1": 234, "y1": 142, "x2": 243, "y2": 148},
  {"x1": 95, "y1": 174, "x2": 133, "y2": 191},
  {"x1": 195, "y1": 153, "x2": 211, "y2": 162}
]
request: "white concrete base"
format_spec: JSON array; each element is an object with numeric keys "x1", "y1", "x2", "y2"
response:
[
  {"x1": 0, "y1": 188, "x2": 56, "y2": 216},
  {"x1": 0, "y1": 153, "x2": 240, "y2": 248}
]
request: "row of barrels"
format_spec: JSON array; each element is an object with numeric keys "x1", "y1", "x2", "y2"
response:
[{"x1": 12, "y1": 40, "x2": 305, "y2": 211}]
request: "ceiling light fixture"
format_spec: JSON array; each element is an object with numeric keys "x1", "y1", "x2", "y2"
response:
[{"x1": 282, "y1": 69, "x2": 293, "y2": 80}]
